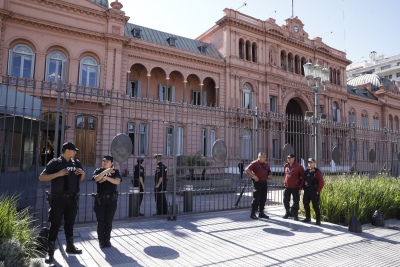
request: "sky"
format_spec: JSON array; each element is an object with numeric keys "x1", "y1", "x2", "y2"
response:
[{"x1": 119, "y1": 0, "x2": 399, "y2": 64}]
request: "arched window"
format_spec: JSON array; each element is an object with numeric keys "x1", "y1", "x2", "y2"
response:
[
  {"x1": 251, "y1": 42, "x2": 257, "y2": 63},
  {"x1": 46, "y1": 51, "x2": 67, "y2": 82},
  {"x1": 79, "y1": 56, "x2": 100, "y2": 87},
  {"x1": 337, "y1": 70, "x2": 341, "y2": 86},
  {"x1": 241, "y1": 129, "x2": 252, "y2": 160},
  {"x1": 348, "y1": 109, "x2": 355, "y2": 126},
  {"x1": 332, "y1": 101, "x2": 340, "y2": 122},
  {"x1": 300, "y1": 57, "x2": 306, "y2": 76},
  {"x1": 361, "y1": 112, "x2": 368, "y2": 128},
  {"x1": 239, "y1": 39, "x2": 244, "y2": 59},
  {"x1": 395, "y1": 116, "x2": 399, "y2": 131},
  {"x1": 294, "y1": 55, "x2": 300, "y2": 74},
  {"x1": 332, "y1": 68, "x2": 337, "y2": 84},
  {"x1": 329, "y1": 67, "x2": 333, "y2": 83},
  {"x1": 287, "y1": 53, "x2": 293, "y2": 72},
  {"x1": 373, "y1": 114, "x2": 380, "y2": 129},
  {"x1": 280, "y1": 51, "x2": 287, "y2": 70},
  {"x1": 8, "y1": 44, "x2": 35, "y2": 78},
  {"x1": 242, "y1": 83, "x2": 253, "y2": 109},
  {"x1": 245, "y1": 41, "x2": 251, "y2": 61}
]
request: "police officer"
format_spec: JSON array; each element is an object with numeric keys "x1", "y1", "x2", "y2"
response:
[
  {"x1": 299, "y1": 158, "x2": 324, "y2": 225},
  {"x1": 92, "y1": 155, "x2": 121, "y2": 248},
  {"x1": 39, "y1": 142, "x2": 85, "y2": 263},
  {"x1": 154, "y1": 154, "x2": 168, "y2": 215},
  {"x1": 282, "y1": 154, "x2": 304, "y2": 221},
  {"x1": 246, "y1": 152, "x2": 271, "y2": 219},
  {"x1": 238, "y1": 160, "x2": 244, "y2": 179},
  {"x1": 133, "y1": 157, "x2": 145, "y2": 216}
]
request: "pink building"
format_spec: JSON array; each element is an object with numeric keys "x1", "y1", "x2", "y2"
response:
[{"x1": 1, "y1": 0, "x2": 399, "y2": 176}]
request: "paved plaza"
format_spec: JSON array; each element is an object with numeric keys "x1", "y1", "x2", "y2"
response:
[{"x1": 42, "y1": 206, "x2": 400, "y2": 267}]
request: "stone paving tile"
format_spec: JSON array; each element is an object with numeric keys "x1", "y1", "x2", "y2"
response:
[{"x1": 47, "y1": 206, "x2": 400, "y2": 267}]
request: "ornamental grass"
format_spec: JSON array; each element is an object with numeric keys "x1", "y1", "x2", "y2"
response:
[
  {"x1": 300, "y1": 175, "x2": 400, "y2": 225},
  {"x1": 0, "y1": 195, "x2": 44, "y2": 267}
]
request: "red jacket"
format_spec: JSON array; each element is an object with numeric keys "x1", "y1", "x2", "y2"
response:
[{"x1": 283, "y1": 162, "x2": 304, "y2": 188}]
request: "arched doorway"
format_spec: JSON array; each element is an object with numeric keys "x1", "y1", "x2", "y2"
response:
[{"x1": 285, "y1": 98, "x2": 310, "y2": 162}]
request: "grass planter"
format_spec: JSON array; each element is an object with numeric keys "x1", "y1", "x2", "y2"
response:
[
  {"x1": 0, "y1": 195, "x2": 44, "y2": 267},
  {"x1": 300, "y1": 175, "x2": 400, "y2": 225}
]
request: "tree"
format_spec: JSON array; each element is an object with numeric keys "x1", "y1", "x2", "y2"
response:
[{"x1": 177, "y1": 151, "x2": 212, "y2": 179}]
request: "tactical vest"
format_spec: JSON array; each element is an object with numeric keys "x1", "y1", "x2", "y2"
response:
[
  {"x1": 50, "y1": 157, "x2": 81, "y2": 194},
  {"x1": 304, "y1": 168, "x2": 319, "y2": 189}
]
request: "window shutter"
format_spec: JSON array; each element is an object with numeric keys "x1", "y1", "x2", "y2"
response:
[
  {"x1": 137, "y1": 80, "x2": 142, "y2": 97},
  {"x1": 31, "y1": 53, "x2": 36, "y2": 79},
  {"x1": 337, "y1": 109, "x2": 341, "y2": 123},
  {"x1": 171, "y1": 86, "x2": 175, "y2": 101},
  {"x1": 159, "y1": 84, "x2": 164, "y2": 100},
  {"x1": 202, "y1": 91, "x2": 207, "y2": 106},
  {"x1": 96, "y1": 65, "x2": 100, "y2": 88},
  {"x1": 8, "y1": 49, "x2": 13, "y2": 76}
]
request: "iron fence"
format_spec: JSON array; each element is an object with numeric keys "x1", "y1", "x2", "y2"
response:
[{"x1": 1, "y1": 78, "x2": 400, "y2": 224}]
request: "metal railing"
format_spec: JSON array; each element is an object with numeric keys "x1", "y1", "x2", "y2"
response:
[{"x1": 1, "y1": 77, "x2": 400, "y2": 225}]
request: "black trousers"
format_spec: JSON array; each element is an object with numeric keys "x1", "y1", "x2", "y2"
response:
[
  {"x1": 154, "y1": 188, "x2": 168, "y2": 215},
  {"x1": 133, "y1": 181, "x2": 144, "y2": 207},
  {"x1": 94, "y1": 197, "x2": 118, "y2": 242},
  {"x1": 48, "y1": 196, "x2": 78, "y2": 242},
  {"x1": 303, "y1": 187, "x2": 321, "y2": 221},
  {"x1": 252, "y1": 182, "x2": 268, "y2": 213},
  {"x1": 283, "y1": 188, "x2": 300, "y2": 213}
]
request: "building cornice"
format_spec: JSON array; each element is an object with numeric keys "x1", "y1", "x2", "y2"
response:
[
  {"x1": 18, "y1": 0, "x2": 128, "y2": 23},
  {"x1": 4, "y1": 13, "x2": 131, "y2": 45},
  {"x1": 127, "y1": 42, "x2": 224, "y2": 70},
  {"x1": 217, "y1": 16, "x2": 351, "y2": 66},
  {"x1": 128, "y1": 52, "x2": 222, "y2": 76}
]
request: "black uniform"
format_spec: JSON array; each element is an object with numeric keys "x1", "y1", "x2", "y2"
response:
[
  {"x1": 301, "y1": 168, "x2": 324, "y2": 223},
  {"x1": 154, "y1": 162, "x2": 168, "y2": 215},
  {"x1": 45, "y1": 157, "x2": 83, "y2": 243},
  {"x1": 133, "y1": 164, "x2": 145, "y2": 206},
  {"x1": 92, "y1": 168, "x2": 121, "y2": 245}
]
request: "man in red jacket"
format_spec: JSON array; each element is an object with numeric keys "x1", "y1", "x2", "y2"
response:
[
  {"x1": 282, "y1": 154, "x2": 304, "y2": 221},
  {"x1": 299, "y1": 158, "x2": 324, "y2": 225},
  {"x1": 246, "y1": 152, "x2": 271, "y2": 220}
]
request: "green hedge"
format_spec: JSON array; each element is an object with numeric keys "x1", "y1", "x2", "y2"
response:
[
  {"x1": 0, "y1": 195, "x2": 43, "y2": 267},
  {"x1": 300, "y1": 175, "x2": 400, "y2": 225}
]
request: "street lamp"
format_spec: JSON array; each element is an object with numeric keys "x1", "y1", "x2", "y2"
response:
[{"x1": 303, "y1": 60, "x2": 330, "y2": 167}]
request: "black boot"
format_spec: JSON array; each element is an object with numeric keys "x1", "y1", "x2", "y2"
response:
[
  {"x1": 45, "y1": 241, "x2": 55, "y2": 263},
  {"x1": 250, "y1": 210, "x2": 258, "y2": 219},
  {"x1": 293, "y1": 210, "x2": 299, "y2": 221},
  {"x1": 282, "y1": 210, "x2": 291, "y2": 219},
  {"x1": 259, "y1": 213, "x2": 269, "y2": 219},
  {"x1": 66, "y1": 237, "x2": 82, "y2": 254}
]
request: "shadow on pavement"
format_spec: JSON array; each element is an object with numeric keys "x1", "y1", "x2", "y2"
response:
[
  {"x1": 143, "y1": 246, "x2": 180, "y2": 260},
  {"x1": 103, "y1": 247, "x2": 144, "y2": 266}
]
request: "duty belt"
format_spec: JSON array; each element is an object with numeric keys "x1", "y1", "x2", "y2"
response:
[
  {"x1": 257, "y1": 180, "x2": 268, "y2": 183},
  {"x1": 51, "y1": 193, "x2": 78, "y2": 198},
  {"x1": 97, "y1": 193, "x2": 118, "y2": 199},
  {"x1": 92, "y1": 192, "x2": 118, "y2": 205}
]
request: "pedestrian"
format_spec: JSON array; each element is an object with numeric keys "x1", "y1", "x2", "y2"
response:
[
  {"x1": 92, "y1": 155, "x2": 121, "y2": 248},
  {"x1": 245, "y1": 152, "x2": 271, "y2": 220},
  {"x1": 300, "y1": 158, "x2": 324, "y2": 225},
  {"x1": 282, "y1": 153, "x2": 304, "y2": 221},
  {"x1": 238, "y1": 160, "x2": 244, "y2": 179},
  {"x1": 133, "y1": 157, "x2": 145, "y2": 216},
  {"x1": 39, "y1": 142, "x2": 85, "y2": 263},
  {"x1": 154, "y1": 154, "x2": 168, "y2": 215}
]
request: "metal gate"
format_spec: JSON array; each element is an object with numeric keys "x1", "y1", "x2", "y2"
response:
[{"x1": 1, "y1": 78, "x2": 400, "y2": 225}]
